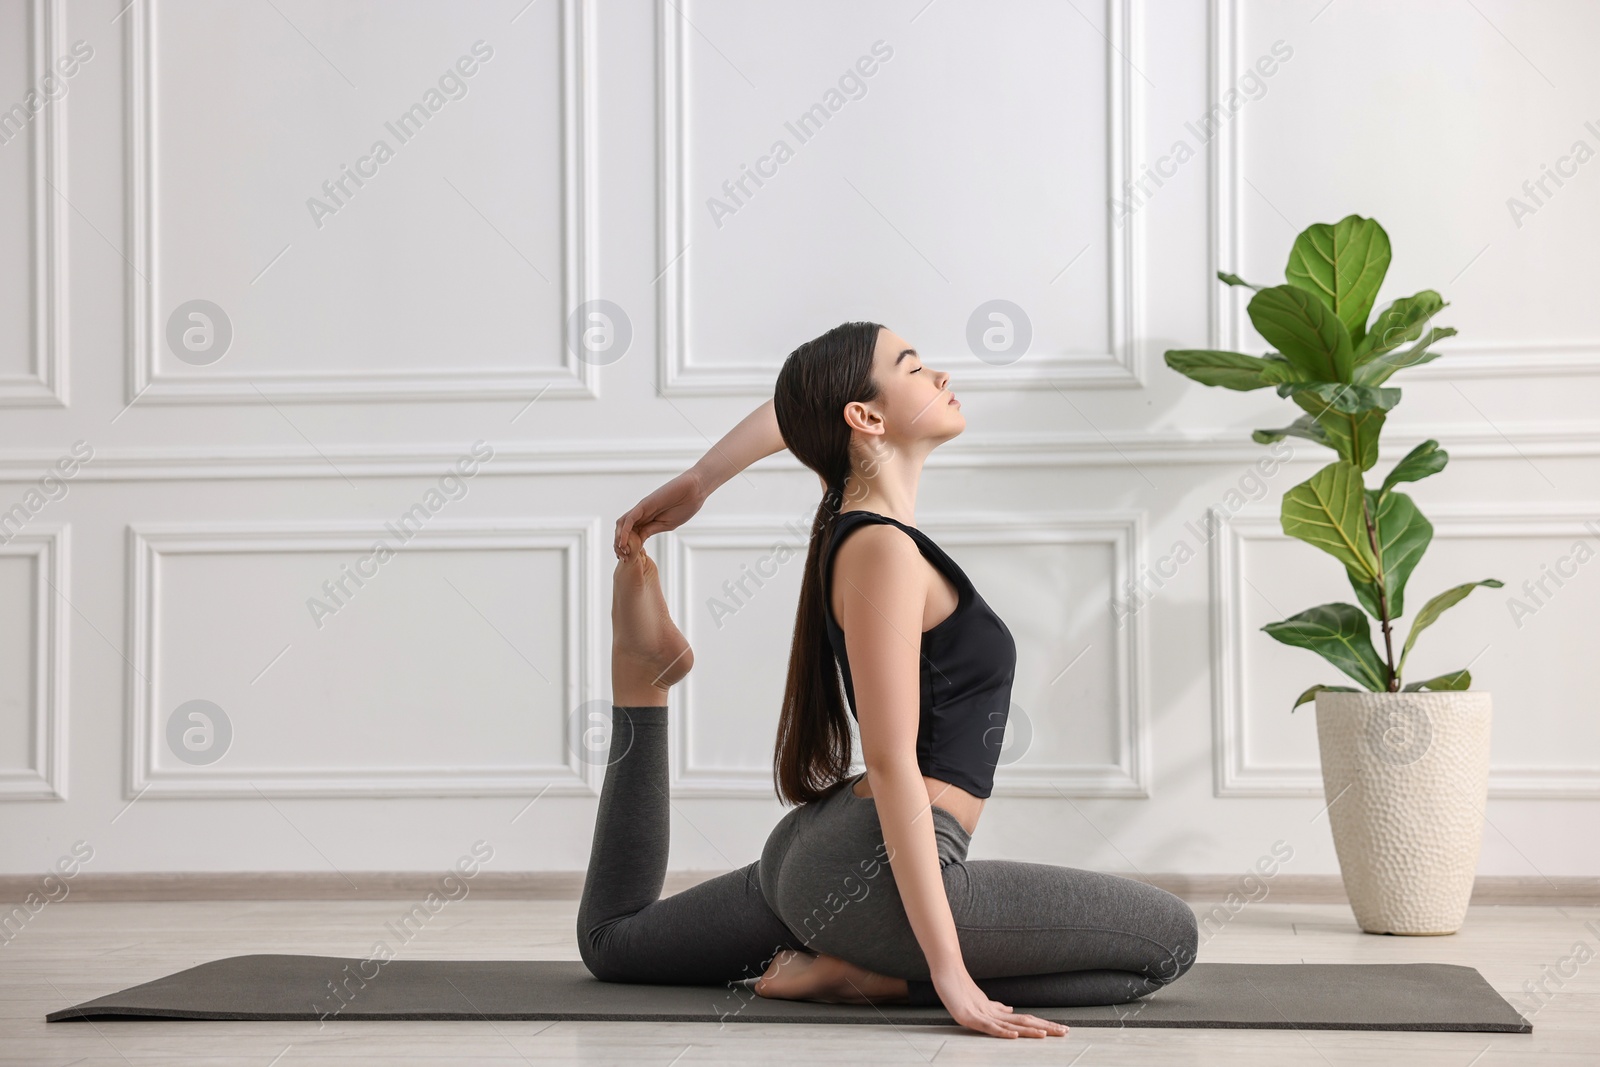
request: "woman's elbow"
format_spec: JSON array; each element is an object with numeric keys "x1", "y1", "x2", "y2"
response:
[{"x1": 860, "y1": 755, "x2": 922, "y2": 787}]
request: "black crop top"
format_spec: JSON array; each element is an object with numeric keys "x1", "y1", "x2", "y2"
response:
[{"x1": 821, "y1": 509, "x2": 1017, "y2": 799}]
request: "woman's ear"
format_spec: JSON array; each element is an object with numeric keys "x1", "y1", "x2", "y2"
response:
[{"x1": 841, "y1": 399, "x2": 884, "y2": 436}]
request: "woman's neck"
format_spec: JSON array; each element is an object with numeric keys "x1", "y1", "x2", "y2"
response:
[
  {"x1": 838, "y1": 435, "x2": 934, "y2": 524},
  {"x1": 840, "y1": 464, "x2": 926, "y2": 526}
]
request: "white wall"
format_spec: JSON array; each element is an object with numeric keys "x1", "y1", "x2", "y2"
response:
[{"x1": 1, "y1": 0, "x2": 1597, "y2": 880}]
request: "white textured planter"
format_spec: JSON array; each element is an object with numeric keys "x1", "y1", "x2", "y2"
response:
[{"x1": 1314, "y1": 690, "x2": 1492, "y2": 935}]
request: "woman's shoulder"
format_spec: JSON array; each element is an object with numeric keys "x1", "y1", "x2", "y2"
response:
[
  {"x1": 829, "y1": 512, "x2": 921, "y2": 564},
  {"x1": 827, "y1": 519, "x2": 927, "y2": 621}
]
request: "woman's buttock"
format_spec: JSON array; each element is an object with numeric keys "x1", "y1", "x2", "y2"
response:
[
  {"x1": 758, "y1": 771, "x2": 975, "y2": 976},
  {"x1": 851, "y1": 773, "x2": 983, "y2": 836}
]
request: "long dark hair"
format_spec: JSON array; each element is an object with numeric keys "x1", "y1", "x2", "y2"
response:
[{"x1": 771, "y1": 320, "x2": 886, "y2": 806}]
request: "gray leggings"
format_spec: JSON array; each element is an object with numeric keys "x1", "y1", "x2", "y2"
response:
[{"x1": 577, "y1": 706, "x2": 1199, "y2": 1007}]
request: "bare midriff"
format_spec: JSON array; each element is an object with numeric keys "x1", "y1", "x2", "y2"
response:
[{"x1": 851, "y1": 773, "x2": 983, "y2": 836}]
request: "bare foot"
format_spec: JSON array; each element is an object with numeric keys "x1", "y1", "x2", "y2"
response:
[
  {"x1": 612, "y1": 530, "x2": 693, "y2": 703},
  {"x1": 753, "y1": 949, "x2": 910, "y2": 1005}
]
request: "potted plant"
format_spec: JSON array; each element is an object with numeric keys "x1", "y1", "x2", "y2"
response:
[{"x1": 1165, "y1": 214, "x2": 1502, "y2": 935}]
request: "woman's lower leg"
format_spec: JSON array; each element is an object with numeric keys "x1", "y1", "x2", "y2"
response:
[
  {"x1": 576, "y1": 533, "x2": 801, "y2": 987},
  {"x1": 904, "y1": 968, "x2": 1167, "y2": 1008}
]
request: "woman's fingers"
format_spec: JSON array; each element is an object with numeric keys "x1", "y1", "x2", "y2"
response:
[
  {"x1": 943, "y1": 978, "x2": 1068, "y2": 1040},
  {"x1": 984, "y1": 1007, "x2": 1066, "y2": 1038},
  {"x1": 967, "y1": 1013, "x2": 1016, "y2": 1038},
  {"x1": 1007, "y1": 1012, "x2": 1067, "y2": 1037},
  {"x1": 958, "y1": 1007, "x2": 1038, "y2": 1039},
  {"x1": 994, "y1": 1020, "x2": 1044, "y2": 1038},
  {"x1": 1021, "y1": 1013, "x2": 1067, "y2": 1034},
  {"x1": 615, "y1": 507, "x2": 645, "y2": 557},
  {"x1": 613, "y1": 514, "x2": 630, "y2": 556}
]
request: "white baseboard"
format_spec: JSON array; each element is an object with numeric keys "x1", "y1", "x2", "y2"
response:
[{"x1": 3, "y1": 872, "x2": 1596, "y2": 905}]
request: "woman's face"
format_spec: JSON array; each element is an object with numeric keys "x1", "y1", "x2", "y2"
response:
[{"x1": 859, "y1": 326, "x2": 964, "y2": 446}]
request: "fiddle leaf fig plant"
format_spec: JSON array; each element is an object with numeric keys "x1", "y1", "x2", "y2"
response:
[{"x1": 1165, "y1": 214, "x2": 1502, "y2": 711}]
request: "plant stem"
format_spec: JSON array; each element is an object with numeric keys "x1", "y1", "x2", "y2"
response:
[{"x1": 1362, "y1": 494, "x2": 1399, "y2": 690}]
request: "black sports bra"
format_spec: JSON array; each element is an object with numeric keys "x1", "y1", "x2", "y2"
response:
[{"x1": 821, "y1": 509, "x2": 1017, "y2": 799}]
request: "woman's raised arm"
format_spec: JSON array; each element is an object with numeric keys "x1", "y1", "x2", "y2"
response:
[{"x1": 613, "y1": 398, "x2": 786, "y2": 559}]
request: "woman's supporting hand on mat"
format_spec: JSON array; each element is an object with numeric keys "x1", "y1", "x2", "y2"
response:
[{"x1": 932, "y1": 963, "x2": 1070, "y2": 1040}]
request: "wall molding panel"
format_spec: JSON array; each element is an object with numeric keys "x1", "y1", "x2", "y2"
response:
[
  {"x1": 1210, "y1": 503, "x2": 1600, "y2": 799},
  {"x1": 1208, "y1": 0, "x2": 1600, "y2": 380},
  {"x1": 0, "y1": 525, "x2": 68, "y2": 800},
  {"x1": 656, "y1": 0, "x2": 1141, "y2": 395},
  {"x1": 123, "y1": 0, "x2": 600, "y2": 405},
  {"x1": 125, "y1": 520, "x2": 604, "y2": 798},
  {"x1": 0, "y1": 0, "x2": 67, "y2": 408}
]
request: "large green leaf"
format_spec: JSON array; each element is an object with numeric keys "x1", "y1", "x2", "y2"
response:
[
  {"x1": 1164, "y1": 349, "x2": 1299, "y2": 391},
  {"x1": 1248, "y1": 285, "x2": 1357, "y2": 383},
  {"x1": 1346, "y1": 488, "x2": 1432, "y2": 620},
  {"x1": 1355, "y1": 290, "x2": 1447, "y2": 362},
  {"x1": 1285, "y1": 215, "x2": 1393, "y2": 347},
  {"x1": 1291, "y1": 682, "x2": 1360, "y2": 712},
  {"x1": 1379, "y1": 440, "x2": 1448, "y2": 499},
  {"x1": 1262, "y1": 603, "x2": 1390, "y2": 691},
  {"x1": 1396, "y1": 579, "x2": 1504, "y2": 677},
  {"x1": 1252, "y1": 413, "x2": 1331, "y2": 447},
  {"x1": 1278, "y1": 380, "x2": 1396, "y2": 471},
  {"x1": 1279, "y1": 381, "x2": 1401, "y2": 415},
  {"x1": 1352, "y1": 327, "x2": 1457, "y2": 387},
  {"x1": 1401, "y1": 669, "x2": 1471, "y2": 692},
  {"x1": 1314, "y1": 408, "x2": 1386, "y2": 470},
  {"x1": 1281, "y1": 462, "x2": 1380, "y2": 580}
]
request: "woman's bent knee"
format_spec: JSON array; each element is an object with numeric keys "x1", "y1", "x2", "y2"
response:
[
  {"x1": 1145, "y1": 888, "x2": 1199, "y2": 986},
  {"x1": 577, "y1": 916, "x2": 640, "y2": 983}
]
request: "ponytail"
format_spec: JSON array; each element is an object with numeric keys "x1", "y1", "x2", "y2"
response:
[{"x1": 771, "y1": 322, "x2": 884, "y2": 805}]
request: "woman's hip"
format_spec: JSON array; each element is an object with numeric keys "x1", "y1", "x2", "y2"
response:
[{"x1": 758, "y1": 773, "x2": 971, "y2": 975}]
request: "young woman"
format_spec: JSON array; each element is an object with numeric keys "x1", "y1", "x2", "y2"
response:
[{"x1": 578, "y1": 321, "x2": 1198, "y2": 1039}]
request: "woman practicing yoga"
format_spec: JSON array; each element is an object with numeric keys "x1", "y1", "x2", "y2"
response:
[{"x1": 578, "y1": 321, "x2": 1199, "y2": 1039}]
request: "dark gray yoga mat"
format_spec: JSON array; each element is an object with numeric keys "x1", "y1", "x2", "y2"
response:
[{"x1": 46, "y1": 955, "x2": 1529, "y2": 1031}]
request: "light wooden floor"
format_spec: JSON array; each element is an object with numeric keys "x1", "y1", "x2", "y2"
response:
[{"x1": 3, "y1": 898, "x2": 1596, "y2": 1066}]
